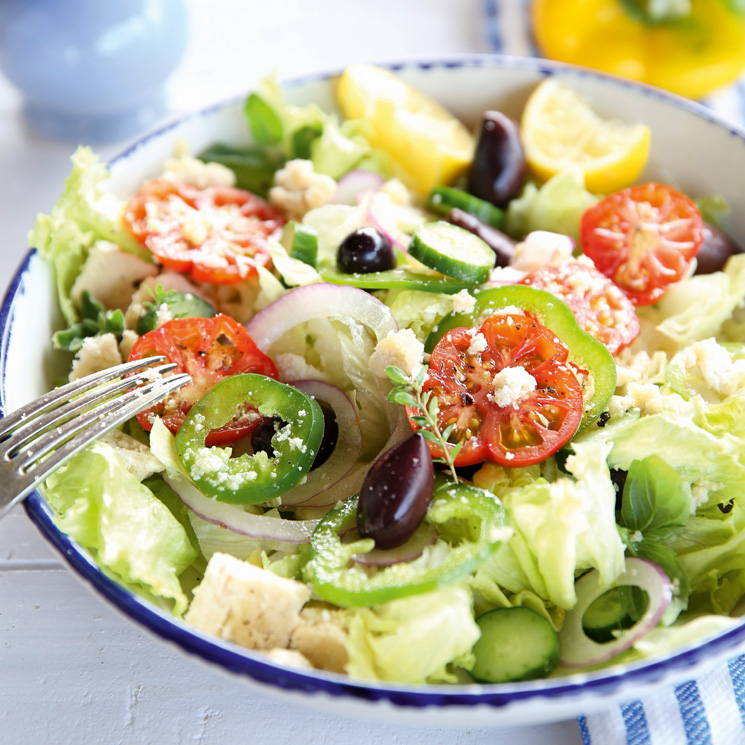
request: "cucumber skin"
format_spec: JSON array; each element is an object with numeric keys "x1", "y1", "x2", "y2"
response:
[
  {"x1": 470, "y1": 606, "x2": 560, "y2": 683},
  {"x1": 409, "y1": 221, "x2": 494, "y2": 283}
]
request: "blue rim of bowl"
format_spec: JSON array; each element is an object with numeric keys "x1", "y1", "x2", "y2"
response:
[{"x1": 6, "y1": 54, "x2": 745, "y2": 713}]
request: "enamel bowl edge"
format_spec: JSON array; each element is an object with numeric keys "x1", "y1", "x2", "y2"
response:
[{"x1": 4, "y1": 55, "x2": 745, "y2": 729}]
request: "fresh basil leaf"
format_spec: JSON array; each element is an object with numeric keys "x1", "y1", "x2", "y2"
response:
[
  {"x1": 245, "y1": 93, "x2": 284, "y2": 146},
  {"x1": 633, "y1": 539, "x2": 691, "y2": 602},
  {"x1": 198, "y1": 143, "x2": 284, "y2": 198},
  {"x1": 620, "y1": 455, "x2": 691, "y2": 539},
  {"x1": 291, "y1": 123, "x2": 323, "y2": 159}
]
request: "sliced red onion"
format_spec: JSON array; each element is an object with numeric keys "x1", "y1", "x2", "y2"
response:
[
  {"x1": 559, "y1": 557, "x2": 673, "y2": 668},
  {"x1": 333, "y1": 169, "x2": 385, "y2": 205},
  {"x1": 279, "y1": 380, "x2": 362, "y2": 506},
  {"x1": 162, "y1": 468, "x2": 319, "y2": 544},
  {"x1": 352, "y1": 523, "x2": 438, "y2": 566},
  {"x1": 245, "y1": 282, "x2": 398, "y2": 353}
]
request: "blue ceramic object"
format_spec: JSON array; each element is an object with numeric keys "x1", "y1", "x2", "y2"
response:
[{"x1": 0, "y1": 0, "x2": 188, "y2": 143}]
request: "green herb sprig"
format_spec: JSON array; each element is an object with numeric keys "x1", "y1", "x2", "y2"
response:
[{"x1": 385, "y1": 364, "x2": 462, "y2": 483}]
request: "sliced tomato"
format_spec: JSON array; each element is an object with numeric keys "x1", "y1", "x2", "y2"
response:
[
  {"x1": 580, "y1": 183, "x2": 704, "y2": 306},
  {"x1": 128, "y1": 314, "x2": 278, "y2": 445},
  {"x1": 123, "y1": 179, "x2": 285, "y2": 285},
  {"x1": 409, "y1": 313, "x2": 583, "y2": 468},
  {"x1": 520, "y1": 260, "x2": 640, "y2": 355}
]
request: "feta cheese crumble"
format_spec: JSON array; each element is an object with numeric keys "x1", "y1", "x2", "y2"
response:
[{"x1": 487, "y1": 366, "x2": 537, "y2": 408}]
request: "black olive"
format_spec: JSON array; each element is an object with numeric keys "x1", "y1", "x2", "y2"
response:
[
  {"x1": 311, "y1": 401, "x2": 339, "y2": 470},
  {"x1": 468, "y1": 111, "x2": 527, "y2": 209},
  {"x1": 446, "y1": 208, "x2": 516, "y2": 267},
  {"x1": 611, "y1": 469, "x2": 628, "y2": 510},
  {"x1": 250, "y1": 416, "x2": 284, "y2": 456},
  {"x1": 337, "y1": 227, "x2": 395, "y2": 274},
  {"x1": 356, "y1": 433, "x2": 434, "y2": 549},
  {"x1": 695, "y1": 222, "x2": 744, "y2": 275}
]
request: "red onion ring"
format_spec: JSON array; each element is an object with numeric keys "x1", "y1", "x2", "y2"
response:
[
  {"x1": 279, "y1": 380, "x2": 362, "y2": 506},
  {"x1": 352, "y1": 522, "x2": 438, "y2": 566},
  {"x1": 333, "y1": 169, "x2": 385, "y2": 205},
  {"x1": 150, "y1": 420, "x2": 319, "y2": 543},
  {"x1": 245, "y1": 282, "x2": 398, "y2": 353},
  {"x1": 559, "y1": 557, "x2": 673, "y2": 668}
]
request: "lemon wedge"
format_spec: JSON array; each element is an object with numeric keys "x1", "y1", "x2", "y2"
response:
[
  {"x1": 521, "y1": 78, "x2": 651, "y2": 194},
  {"x1": 336, "y1": 64, "x2": 474, "y2": 194}
]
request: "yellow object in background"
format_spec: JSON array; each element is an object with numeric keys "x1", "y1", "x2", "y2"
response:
[
  {"x1": 532, "y1": 0, "x2": 745, "y2": 100},
  {"x1": 521, "y1": 78, "x2": 651, "y2": 193},
  {"x1": 336, "y1": 64, "x2": 475, "y2": 193}
]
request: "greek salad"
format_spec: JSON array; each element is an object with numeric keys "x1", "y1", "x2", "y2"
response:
[{"x1": 29, "y1": 64, "x2": 745, "y2": 685}]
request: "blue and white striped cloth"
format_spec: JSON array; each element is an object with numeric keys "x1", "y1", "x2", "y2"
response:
[{"x1": 483, "y1": 3, "x2": 745, "y2": 743}]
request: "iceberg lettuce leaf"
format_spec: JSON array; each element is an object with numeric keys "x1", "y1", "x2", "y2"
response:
[
  {"x1": 28, "y1": 147, "x2": 149, "y2": 324},
  {"x1": 42, "y1": 442, "x2": 197, "y2": 614},
  {"x1": 343, "y1": 585, "x2": 479, "y2": 683}
]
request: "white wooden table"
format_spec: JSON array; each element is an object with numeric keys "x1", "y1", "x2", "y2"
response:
[{"x1": 0, "y1": 2, "x2": 582, "y2": 742}]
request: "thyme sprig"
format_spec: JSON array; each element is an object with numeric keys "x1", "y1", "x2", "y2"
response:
[{"x1": 385, "y1": 364, "x2": 463, "y2": 483}]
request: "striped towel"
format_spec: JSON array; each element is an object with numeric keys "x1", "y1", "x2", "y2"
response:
[{"x1": 482, "y1": 2, "x2": 745, "y2": 743}]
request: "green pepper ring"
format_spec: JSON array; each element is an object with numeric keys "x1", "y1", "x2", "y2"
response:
[{"x1": 175, "y1": 373, "x2": 324, "y2": 504}]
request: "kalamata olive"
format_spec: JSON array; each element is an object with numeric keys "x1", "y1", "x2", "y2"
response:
[
  {"x1": 610, "y1": 468, "x2": 628, "y2": 510},
  {"x1": 337, "y1": 227, "x2": 395, "y2": 274},
  {"x1": 446, "y1": 208, "x2": 516, "y2": 267},
  {"x1": 468, "y1": 111, "x2": 527, "y2": 209},
  {"x1": 356, "y1": 433, "x2": 434, "y2": 550},
  {"x1": 695, "y1": 222, "x2": 744, "y2": 275},
  {"x1": 251, "y1": 416, "x2": 284, "y2": 455},
  {"x1": 311, "y1": 400, "x2": 339, "y2": 469}
]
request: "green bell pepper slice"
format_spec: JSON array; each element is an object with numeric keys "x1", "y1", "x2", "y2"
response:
[
  {"x1": 424, "y1": 284, "x2": 617, "y2": 429},
  {"x1": 175, "y1": 373, "x2": 324, "y2": 504},
  {"x1": 305, "y1": 481, "x2": 510, "y2": 607},
  {"x1": 318, "y1": 264, "x2": 475, "y2": 294}
]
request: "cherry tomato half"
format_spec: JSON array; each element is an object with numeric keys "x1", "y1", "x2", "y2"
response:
[
  {"x1": 123, "y1": 179, "x2": 285, "y2": 285},
  {"x1": 580, "y1": 183, "x2": 703, "y2": 306},
  {"x1": 520, "y1": 260, "x2": 640, "y2": 355},
  {"x1": 409, "y1": 313, "x2": 583, "y2": 468},
  {"x1": 128, "y1": 314, "x2": 278, "y2": 445}
]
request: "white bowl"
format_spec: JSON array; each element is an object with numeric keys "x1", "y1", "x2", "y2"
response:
[{"x1": 5, "y1": 55, "x2": 745, "y2": 729}]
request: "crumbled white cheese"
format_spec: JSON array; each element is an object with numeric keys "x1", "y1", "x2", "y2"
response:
[
  {"x1": 615, "y1": 349, "x2": 667, "y2": 389},
  {"x1": 680, "y1": 338, "x2": 745, "y2": 397},
  {"x1": 269, "y1": 159, "x2": 337, "y2": 221},
  {"x1": 467, "y1": 332, "x2": 488, "y2": 356},
  {"x1": 690, "y1": 479, "x2": 724, "y2": 513},
  {"x1": 162, "y1": 147, "x2": 237, "y2": 189},
  {"x1": 100, "y1": 429, "x2": 164, "y2": 481},
  {"x1": 71, "y1": 241, "x2": 158, "y2": 312},
  {"x1": 510, "y1": 231, "x2": 574, "y2": 272},
  {"x1": 608, "y1": 382, "x2": 666, "y2": 417},
  {"x1": 69, "y1": 333, "x2": 123, "y2": 381},
  {"x1": 451, "y1": 289, "x2": 476, "y2": 314},
  {"x1": 185, "y1": 553, "x2": 311, "y2": 651},
  {"x1": 487, "y1": 366, "x2": 537, "y2": 408},
  {"x1": 265, "y1": 648, "x2": 314, "y2": 670},
  {"x1": 274, "y1": 353, "x2": 330, "y2": 383},
  {"x1": 369, "y1": 328, "x2": 425, "y2": 379}
]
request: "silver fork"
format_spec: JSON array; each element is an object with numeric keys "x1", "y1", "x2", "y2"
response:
[{"x1": 0, "y1": 356, "x2": 191, "y2": 520}]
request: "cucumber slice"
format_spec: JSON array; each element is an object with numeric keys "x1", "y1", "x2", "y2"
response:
[
  {"x1": 427, "y1": 186, "x2": 504, "y2": 229},
  {"x1": 582, "y1": 585, "x2": 648, "y2": 644},
  {"x1": 282, "y1": 221, "x2": 318, "y2": 267},
  {"x1": 471, "y1": 607, "x2": 560, "y2": 683},
  {"x1": 409, "y1": 221, "x2": 495, "y2": 283}
]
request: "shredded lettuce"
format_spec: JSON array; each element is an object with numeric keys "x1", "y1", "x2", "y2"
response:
[
  {"x1": 342, "y1": 584, "x2": 479, "y2": 683},
  {"x1": 472, "y1": 439, "x2": 625, "y2": 609},
  {"x1": 28, "y1": 147, "x2": 149, "y2": 324},
  {"x1": 42, "y1": 442, "x2": 197, "y2": 614},
  {"x1": 504, "y1": 168, "x2": 598, "y2": 243}
]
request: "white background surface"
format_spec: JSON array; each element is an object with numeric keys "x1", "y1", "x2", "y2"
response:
[{"x1": 0, "y1": 2, "x2": 585, "y2": 742}]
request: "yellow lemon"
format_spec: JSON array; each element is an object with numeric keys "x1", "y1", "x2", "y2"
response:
[
  {"x1": 521, "y1": 78, "x2": 651, "y2": 194},
  {"x1": 336, "y1": 64, "x2": 474, "y2": 194}
]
